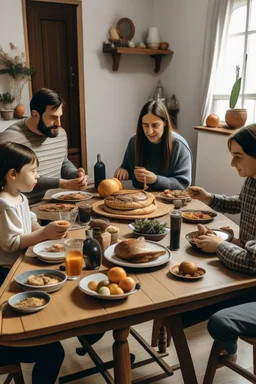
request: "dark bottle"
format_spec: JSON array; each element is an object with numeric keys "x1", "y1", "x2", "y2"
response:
[
  {"x1": 83, "y1": 229, "x2": 102, "y2": 270},
  {"x1": 170, "y1": 210, "x2": 182, "y2": 251},
  {"x1": 94, "y1": 154, "x2": 106, "y2": 189}
]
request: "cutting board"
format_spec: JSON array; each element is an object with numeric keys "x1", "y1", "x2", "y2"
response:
[{"x1": 92, "y1": 200, "x2": 171, "y2": 220}]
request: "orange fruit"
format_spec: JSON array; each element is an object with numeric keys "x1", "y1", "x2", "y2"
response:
[
  {"x1": 107, "y1": 283, "x2": 119, "y2": 295},
  {"x1": 111, "y1": 178, "x2": 123, "y2": 190},
  {"x1": 119, "y1": 277, "x2": 136, "y2": 293},
  {"x1": 206, "y1": 114, "x2": 220, "y2": 128},
  {"x1": 112, "y1": 286, "x2": 124, "y2": 295},
  {"x1": 107, "y1": 267, "x2": 127, "y2": 283}
]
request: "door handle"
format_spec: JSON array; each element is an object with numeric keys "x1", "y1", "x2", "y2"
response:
[{"x1": 70, "y1": 66, "x2": 76, "y2": 87}]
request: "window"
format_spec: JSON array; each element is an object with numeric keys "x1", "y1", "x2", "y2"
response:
[{"x1": 212, "y1": 0, "x2": 256, "y2": 123}]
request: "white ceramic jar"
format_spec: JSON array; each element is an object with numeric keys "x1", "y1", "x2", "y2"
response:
[{"x1": 146, "y1": 27, "x2": 160, "y2": 49}]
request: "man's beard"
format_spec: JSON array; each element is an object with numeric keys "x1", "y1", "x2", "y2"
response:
[{"x1": 37, "y1": 116, "x2": 59, "y2": 138}]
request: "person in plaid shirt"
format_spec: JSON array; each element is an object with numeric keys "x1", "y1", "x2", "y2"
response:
[
  {"x1": 188, "y1": 123, "x2": 256, "y2": 274},
  {"x1": 187, "y1": 124, "x2": 256, "y2": 365}
]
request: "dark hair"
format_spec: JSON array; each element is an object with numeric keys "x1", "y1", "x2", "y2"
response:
[
  {"x1": 0, "y1": 142, "x2": 39, "y2": 189},
  {"x1": 228, "y1": 123, "x2": 256, "y2": 158},
  {"x1": 30, "y1": 88, "x2": 64, "y2": 115},
  {"x1": 135, "y1": 100, "x2": 173, "y2": 172}
]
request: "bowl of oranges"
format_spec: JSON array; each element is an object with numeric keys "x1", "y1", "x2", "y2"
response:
[{"x1": 79, "y1": 267, "x2": 140, "y2": 300}]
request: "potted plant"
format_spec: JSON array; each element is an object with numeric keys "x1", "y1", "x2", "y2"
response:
[
  {"x1": 0, "y1": 92, "x2": 15, "y2": 120},
  {"x1": 0, "y1": 42, "x2": 35, "y2": 118},
  {"x1": 225, "y1": 66, "x2": 247, "y2": 129}
]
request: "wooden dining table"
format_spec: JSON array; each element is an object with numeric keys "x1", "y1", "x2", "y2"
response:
[{"x1": 0, "y1": 188, "x2": 256, "y2": 384}]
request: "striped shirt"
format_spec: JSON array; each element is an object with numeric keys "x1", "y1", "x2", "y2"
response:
[
  {"x1": 0, "y1": 119, "x2": 77, "y2": 203},
  {"x1": 210, "y1": 177, "x2": 256, "y2": 274}
]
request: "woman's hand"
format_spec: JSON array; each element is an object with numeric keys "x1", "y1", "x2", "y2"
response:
[
  {"x1": 195, "y1": 233, "x2": 224, "y2": 253},
  {"x1": 187, "y1": 186, "x2": 213, "y2": 204},
  {"x1": 114, "y1": 167, "x2": 129, "y2": 181},
  {"x1": 134, "y1": 168, "x2": 157, "y2": 184},
  {"x1": 43, "y1": 221, "x2": 69, "y2": 240}
]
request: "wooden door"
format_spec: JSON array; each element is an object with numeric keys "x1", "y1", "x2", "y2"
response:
[{"x1": 25, "y1": 0, "x2": 83, "y2": 168}]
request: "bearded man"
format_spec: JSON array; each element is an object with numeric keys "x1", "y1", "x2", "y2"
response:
[{"x1": 0, "y1": 88, "x2": 88, "y2": 203}]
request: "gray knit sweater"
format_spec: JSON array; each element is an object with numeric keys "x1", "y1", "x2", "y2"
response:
[
  {"x1": 0, "y1": 119, "x2": 78, "y2": 203},
  {"x1": 120, "y1": 132, "x2": 192, "y2": 190}
]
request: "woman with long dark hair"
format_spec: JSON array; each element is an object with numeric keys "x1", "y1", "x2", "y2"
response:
[{"x1": 114, "y1": 100, "x2": 192, "y2": 190}]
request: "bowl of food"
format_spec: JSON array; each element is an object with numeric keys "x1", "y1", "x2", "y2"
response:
[
  {"x1": 158, "y1": 189, "x2": 191, "y2": 204},
  {"x1": 185, "y1": 229, "x2": 232, "y2": 248},
  {"x1": 8, "y1": 291, "x2": 51, "y2": 313},
  {"x1": 15, "y1": 269, "x2": 67, "y2": 292},
  {"x1": 181, "y1": 210, "x2": 217, "y2": 224},
  {"x1": 128, "y1": 219, "x2": 169, "y2": 241}
]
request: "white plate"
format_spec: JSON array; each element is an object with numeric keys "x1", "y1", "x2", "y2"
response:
[
  {"x1": 104, "y1": 241, "x2": 171, "y2": 268},
  {"x1": 38, "y1": 256, "x2": 65, "y2": 264},
  {"x1": 79, "y1": 273, "x2": 137, "y2": 300},
  {"x1": 157, "y1": 193, "x2": 190, "y2": 203},
  {"x1": 33, "y1": 239, "x2": 65, "y2": 260},
  {"x1": 51, "y1": 191, "x2": 93, "y2": 202}
]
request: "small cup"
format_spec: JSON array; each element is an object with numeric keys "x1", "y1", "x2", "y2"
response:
[
  {"x1": 64, "y1": 238, "x2": 83, "y2": 280},
  {"x1": 59, "y1": 209, "x2": 78, "y2": 228},
  {"x1": 77, "y1": 202, "x2": 92, "y2": 225},
  {"x1": 106, "y1": 226, "x2": 120, "y2": 245},
  {"x1": 173, "y1": 199, "x2": 183, "y2": 209}
]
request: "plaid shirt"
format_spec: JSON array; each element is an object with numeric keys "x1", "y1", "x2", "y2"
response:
[{"x1": 210, "y1": 177, "x2": 256, "y2": 274}]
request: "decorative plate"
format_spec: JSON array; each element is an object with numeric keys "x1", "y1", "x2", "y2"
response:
[
  {"x1": 158, "y1": 192, "x2": 191, "y2": 204},
  {"x1": 169, "y1": 265, "x2": 206, "y2": 280},
  {"x1": 51, "y1": 191, "x2": 93, "y2": 202},
  {"x1": 79, "y1": 273, "x2": 137, "y2": 300},
  {"x1": 8, "y1": 291, "x2": 51, "y2": 313},
  {"x1": 181, "y1": 210, "x2": 217, "y2": 224},
  {"x1": 104, "y1": 241, "x2": 171, "y2": 269}
]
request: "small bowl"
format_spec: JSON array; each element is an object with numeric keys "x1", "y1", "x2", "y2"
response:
[
  {"x1": 8, "y1": 291, "x2": 51, "y2": 313},
  {"x1": 128, "y1": 223, "x2": 170, "y2": 241},
  {"x1": 159, "y1": 42, "x2": 169, "y2": 50},
  {"x1": 15, "y1": 269, "x2": 67, "y2": 293},
  {"x1": 182, "y1": 210, "x2": 217, "y2": 224}
]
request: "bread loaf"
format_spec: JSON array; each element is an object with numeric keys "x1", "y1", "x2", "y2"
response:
[
  {"x1": 104, "y1": 190, "x2": 155, "y2": 210},
  {"x1": 114, "y1": 238, "x2": 166, "y2": 263}
]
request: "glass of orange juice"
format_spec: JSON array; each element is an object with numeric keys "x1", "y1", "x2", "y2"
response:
[{"x1": 64, "y1": 238, "x2": 83, "y2": 280}]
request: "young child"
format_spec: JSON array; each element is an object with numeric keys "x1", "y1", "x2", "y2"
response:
[
  {"x1": 0, "y1": 141, "x2": 70, "y2": 284},
  {"x1": 0, "y1": 142, "x2": 67, "y2": 383}
]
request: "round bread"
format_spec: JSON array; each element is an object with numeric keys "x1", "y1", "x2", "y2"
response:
[
  {"x1": 104, "y1": 190, "x2": 155, "y2": 210},
  {"x1": 103, "y1": 202, "x2": 157, "y2": 216}
]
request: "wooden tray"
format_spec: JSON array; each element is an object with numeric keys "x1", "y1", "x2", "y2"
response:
[{"x1": 92, "y1": 200, "x2": 170, "y2": 220}]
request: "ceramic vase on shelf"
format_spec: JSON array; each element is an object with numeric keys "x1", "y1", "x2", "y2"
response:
[
  {"x1": 146, "y1": 27, "x2": 160, "y2": 49},
  {"x1": 225, "y1": 108, "x2": 247, "y2": 129}
]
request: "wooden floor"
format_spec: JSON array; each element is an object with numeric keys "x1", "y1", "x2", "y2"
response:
[{"x1": 0, "y1": 320, "x2": 253, "y2": 384}]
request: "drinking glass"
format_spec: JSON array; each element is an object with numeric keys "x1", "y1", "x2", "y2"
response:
[
  {"x1": 76, "y1": 202, "x2": 92, "y2": 225},
  {"x1": 64, "y1": 238, "x2": 83, "y2": 280},
  {"x1": 169, "y1": 210, "x2": 182, "y2": 251},
  {"x1": 59, "y1": 209, "x2": 78, "y2": 229}
]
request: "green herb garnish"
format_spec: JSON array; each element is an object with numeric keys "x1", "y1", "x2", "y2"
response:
[{"x1": 133, "y1": 219, "x2": 168, "y2": 234}]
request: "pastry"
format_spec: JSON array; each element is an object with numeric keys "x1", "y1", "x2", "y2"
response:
[
  {"x1": 104, "y1": 202, "x2": 157, "y2": 215},
  {"x1": 46, "y1": 243, "x2": 65, "y2": 252}
]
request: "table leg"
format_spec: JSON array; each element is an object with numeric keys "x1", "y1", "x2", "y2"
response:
[
  {"x1": 113, "y1": 327, "x2": 131, "y2": 384},
  {"x1": 168, "y1": 315, "x2": 198, "y2": 384}
]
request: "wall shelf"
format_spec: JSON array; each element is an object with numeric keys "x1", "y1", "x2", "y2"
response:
[{"x1": 103, "y1": 47, "x2": 173, "y2": 73}]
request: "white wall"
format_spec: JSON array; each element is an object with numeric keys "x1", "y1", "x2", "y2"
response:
[{"x1": 0, "y1": 0, "x2": 209, "y2": 181}]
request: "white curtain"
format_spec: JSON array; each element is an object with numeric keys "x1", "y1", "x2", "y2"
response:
[{"x1": 200, "y1": 0, "x2": 235, "y2": 124}]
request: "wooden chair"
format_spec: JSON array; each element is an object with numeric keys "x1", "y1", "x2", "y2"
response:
[
  {"x1": 203, "y1": 336, "x2": 256, "y2": 384},
  {"x1": 0, "y1": 364, "x2": 25, "y2": 384}
]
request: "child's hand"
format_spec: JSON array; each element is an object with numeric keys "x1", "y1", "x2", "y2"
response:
[{"x1": 43, "y1": 221, "x2": 70, "y2": 240}]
